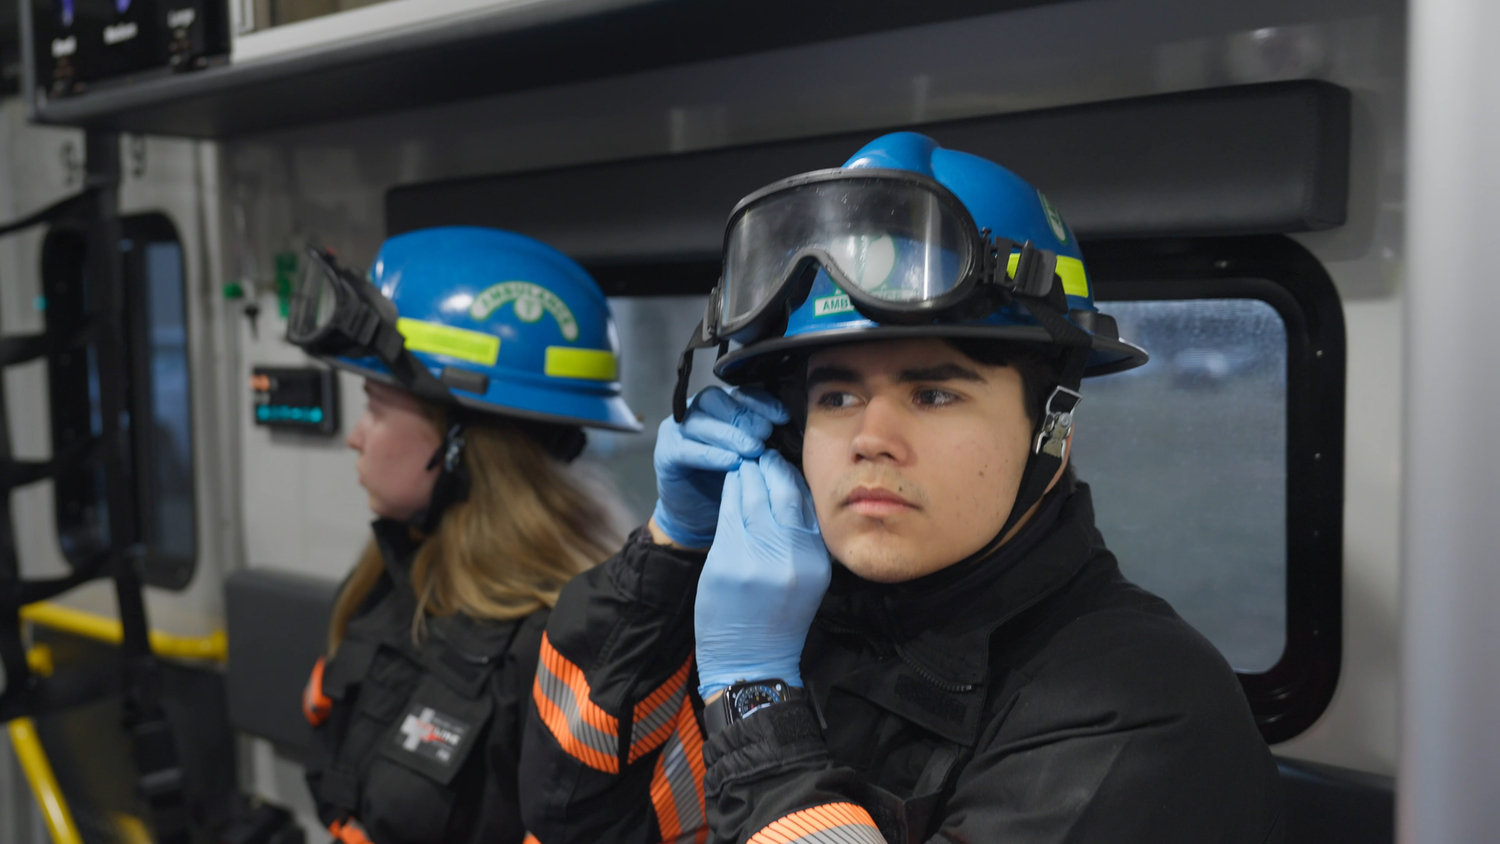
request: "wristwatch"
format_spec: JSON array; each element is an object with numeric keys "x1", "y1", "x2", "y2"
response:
[{"x1": 704, "y1": 679, "x2": 808, "y2": 735}]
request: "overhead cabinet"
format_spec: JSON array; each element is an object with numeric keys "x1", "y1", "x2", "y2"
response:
[{"x1": 21, "y1": 0, "x2": 1068, "y2": 138}]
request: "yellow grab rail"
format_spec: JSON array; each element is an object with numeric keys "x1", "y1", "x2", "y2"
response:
[
  {"x1": 8, "y1": 603, "x2": 226, "y2": 844},
  {"x1": 20, "y1": 602, "x2": 228, "y2": 662},
  {"x1": 7, "y1": 717, "x2": 83, "y2": 844},
  {"x1": 27, "y1": 643, "x2": 54, "y2": 676}
]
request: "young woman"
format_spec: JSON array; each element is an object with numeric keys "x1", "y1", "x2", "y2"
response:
[{"x1": 289, "y1": 226, "x2": 640, "y2": 844}]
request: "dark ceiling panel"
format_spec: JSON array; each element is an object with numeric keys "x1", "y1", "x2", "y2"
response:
[{"x1": 386, "y1": 80, "x2": 1351, "y2": 280}]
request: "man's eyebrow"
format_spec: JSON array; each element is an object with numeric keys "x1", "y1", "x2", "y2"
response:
[
  {"x1": 897, "y1": 363, "x2": 985, "y2": 383},
  {"x1": 806, "y1": 365, "x2": 863, "y2": 389}
]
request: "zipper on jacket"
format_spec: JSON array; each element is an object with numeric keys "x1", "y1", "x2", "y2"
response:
[{"x1": 895, "y1": 645, "x2": 976, "y2": 693}]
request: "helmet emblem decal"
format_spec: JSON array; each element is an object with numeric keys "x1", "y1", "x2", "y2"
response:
[
  {"x1": 469, "y1": 281, "x2": 580, "y2": 341},
  {"x1": 1038, "y1": 191, "x2": 1069, "y2": 244}
]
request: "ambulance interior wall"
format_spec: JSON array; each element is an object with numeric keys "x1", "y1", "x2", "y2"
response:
[
  {"x1": 0, "y1": 0, "x2": 1406, "y2": 839},
  {"x1": 0, "y1": 106, "x2": 242, "y2": 841}
]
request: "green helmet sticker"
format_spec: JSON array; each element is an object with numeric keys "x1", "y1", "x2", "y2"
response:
[
  {"x1": 470, "y1": 281, "x2": 579, "y2": 341},
  {"x1": 1038, "y1": 191, "x2": 1069, "y2": 244}
]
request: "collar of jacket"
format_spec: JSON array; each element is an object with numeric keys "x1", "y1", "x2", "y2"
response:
[
  {"x1": 371, "y1": 517, "x2": 425, "y2": 582},
  {"x1": 364, "y1": 518, "x2": 524, "y2": 690},
  {"x1": 822, "y1": 479, "x2": 1101, "y2": 691}
]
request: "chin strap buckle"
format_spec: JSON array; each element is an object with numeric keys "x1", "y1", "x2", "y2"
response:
[
  {"x1": 441, "y1": 424, "x2": 466, "y2": 472},
  {"x1": 1034, "y1": 386, "x2": 1082, "y2": 460}
]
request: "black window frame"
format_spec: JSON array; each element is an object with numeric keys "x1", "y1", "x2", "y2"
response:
[
  {"x1": 43, "y1": 211, "x2": 198, "y2": 591},
  {"x1": 1083, "y1": 234, "x2": 1346, "y2": 744}
]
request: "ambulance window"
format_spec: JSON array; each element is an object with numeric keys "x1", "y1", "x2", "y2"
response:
[
  {"x1": 1070, "y1": 299, "x2": 1288, "y2": 672},
  {"x1": 132, "y1": 225, "x2": 196, "y2": 570},
  {"x1": 1085, "y1": 236, "x2": 1345, "y2": 743},
  {"x1": 48, "y1": 214, "x2": 197, "y2": 589},
  {"x1": 584, "y1": 295, "x2": 722, "y2": 520}
]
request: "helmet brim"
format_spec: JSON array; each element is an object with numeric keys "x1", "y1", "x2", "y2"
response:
[
  {"x1": 322, "y1": 356, "x2": 645, "y2": 433},
  {"x1": 713, "y1": 324, "x2": 1149, "y2": 384}
]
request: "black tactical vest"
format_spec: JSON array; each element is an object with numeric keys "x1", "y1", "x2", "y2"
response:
[{"x1": 304, "y1": 524, "x2": 544, "y2": 844}]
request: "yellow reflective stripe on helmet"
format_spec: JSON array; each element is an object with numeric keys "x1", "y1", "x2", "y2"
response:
[
  {"x1": 545, "y1": 347, "x2": 619, "y2": 381},
  {"x1": 1006, "y1": 253, "x2": 1090, "y2": 299},
  {"x1": 397, "y1": 318, "x2": 501, "y2": 366}
]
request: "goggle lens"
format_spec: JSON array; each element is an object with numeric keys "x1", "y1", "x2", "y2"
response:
[
  {"x1": 288, "y1": 250, "x2": 366, "y2": 350},
  {"x1": 721, "y1": 176, "x2": 976, "y2": 335}
]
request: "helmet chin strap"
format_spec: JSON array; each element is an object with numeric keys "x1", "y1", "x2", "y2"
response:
[
  {"x1": 411, "y1": 422, "x2": 470, "y2": 535},
  {"x1": 405, "y1": 416, "x2": 588, "y2": 536},
  {"x1": 993, "y1": 284, "x2": 1092, "y2": 544}
]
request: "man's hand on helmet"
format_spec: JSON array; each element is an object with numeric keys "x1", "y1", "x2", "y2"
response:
[
  {"x1": 650, "y1": 386, "x2": 789, "y2": 549},
  {"x1": 694, "y1": 450, "x2": 830, "y2": 699}
]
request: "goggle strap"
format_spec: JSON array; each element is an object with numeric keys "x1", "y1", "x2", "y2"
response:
[
  {"x1": 369, "y1": 320, "x2": 455, "y2": 406},
  {"x1": 671, "y1": 317, "x2": 726, "y2": 423},
  {"x1": 348, "y1": 307, "x2": 384, "y2": 347},
  {"x1": 1010, "y1": 242, "x2": 1057, "y2": 299}
]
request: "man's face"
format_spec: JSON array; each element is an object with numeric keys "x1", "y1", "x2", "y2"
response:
[{"x1": 801, "y1": 338, "x2": 1034, "y2": 583}]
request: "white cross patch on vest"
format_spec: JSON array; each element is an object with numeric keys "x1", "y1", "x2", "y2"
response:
[{"x1": 395, "y1": 704, "x2": 472, "y2": 766}]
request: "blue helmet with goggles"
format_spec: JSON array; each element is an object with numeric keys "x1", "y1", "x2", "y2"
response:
[
  {"x1": 289, "y1": 226, "x2": 641, "y2": 433},
  {"x1": 287, "y1": 226, "x2": 641, "y2": 529},
  {"x1": 671, "y1": 132, "x2": 1147, "y2": 540}
]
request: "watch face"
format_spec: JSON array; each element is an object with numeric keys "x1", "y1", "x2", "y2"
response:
[{"x1": 731, "y1": 683, "x2": 784, "y2": 719}]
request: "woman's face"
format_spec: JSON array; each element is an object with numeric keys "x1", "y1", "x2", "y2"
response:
[{"x1": 346, "y1": 379, "x2": 443, "y2": 521}]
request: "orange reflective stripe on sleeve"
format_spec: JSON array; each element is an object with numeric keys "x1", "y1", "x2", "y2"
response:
[
  {"x1": 747, "y1": 803, "x2": 886, "y2": 844},
  {"x1": 533, "y1": 632, "x2": 621, "y2": 773},
  {"x1": 522, "y1": 835, "x2": 541, "y2": 844},
  {"x1": 329, "y1": 818, "x2": 374, "y2": 844},
  {"x1": 303, "y1": 656, "x2": 332, "y2": 727},
  {"x1": 649, "y1": 697, "x2": 707, "y2": 844},
  {"x1": 629, "y1": 655, "x2": 692, "y2": 763}
]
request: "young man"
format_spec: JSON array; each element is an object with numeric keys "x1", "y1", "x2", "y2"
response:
[{"x1": 519, "y1": 133, "x2": 1285, "y2": 843}]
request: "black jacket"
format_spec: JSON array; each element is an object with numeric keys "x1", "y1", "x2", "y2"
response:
[
  {"x1": 303, "y1": 520, "x2": 546, "y2": 844},
  {"x1": 519, "y1": 481, "x2": 1285, "y2": 844}
]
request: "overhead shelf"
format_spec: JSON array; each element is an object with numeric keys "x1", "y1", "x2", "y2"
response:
[{"x1": 24, "y1": 0, "x2": 1068, "y2": 140}]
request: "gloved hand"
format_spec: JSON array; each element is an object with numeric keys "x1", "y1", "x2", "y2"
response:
[
  {"x1": 651, "y1": 387, "x2": 789, "y2": 548},
  {"x1": 695, "y1": 450, "x2": 831, "y2": 698}
]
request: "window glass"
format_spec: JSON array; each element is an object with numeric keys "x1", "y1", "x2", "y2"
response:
[
  {"x1": 584, "y1": 296, "x2": 720, "y2": 522},
  {"x1": 143, "y1": 241, "x2": 195, "y2": 562},
  {"x1": 1071, "y1": 298, "x2": 1288, "y2": 672}
]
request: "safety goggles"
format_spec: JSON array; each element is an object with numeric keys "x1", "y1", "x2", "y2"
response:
[
  {"x1": 287, "y1": 247, "x2": 452, "y2": 403},
  {"x1": 287, "y1": 247, "x2": 399, "y2": 355},
  {"x1": 707, "y1": 168, "x2": 1060, "y2": 344}
]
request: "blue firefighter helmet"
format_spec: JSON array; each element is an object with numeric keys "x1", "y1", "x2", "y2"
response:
[
  {"x1": 326, "y1": 226, "x2": 642, "y2": 432},
  {"x1": 709, "y1": 132, "x2": 1148, "y2": 384}
]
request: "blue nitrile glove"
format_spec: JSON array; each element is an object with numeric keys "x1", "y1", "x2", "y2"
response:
[
  {"x1": 695, "y1": 450, "x2": 831, "y2": 699},
  {"x1": 651, "y1": 387, "x2": 789, "y2": 548}
]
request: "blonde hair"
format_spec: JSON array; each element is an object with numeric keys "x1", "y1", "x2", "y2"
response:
[{"x1": 329, "y1": 403, "x2": 626, "y2": 652}]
